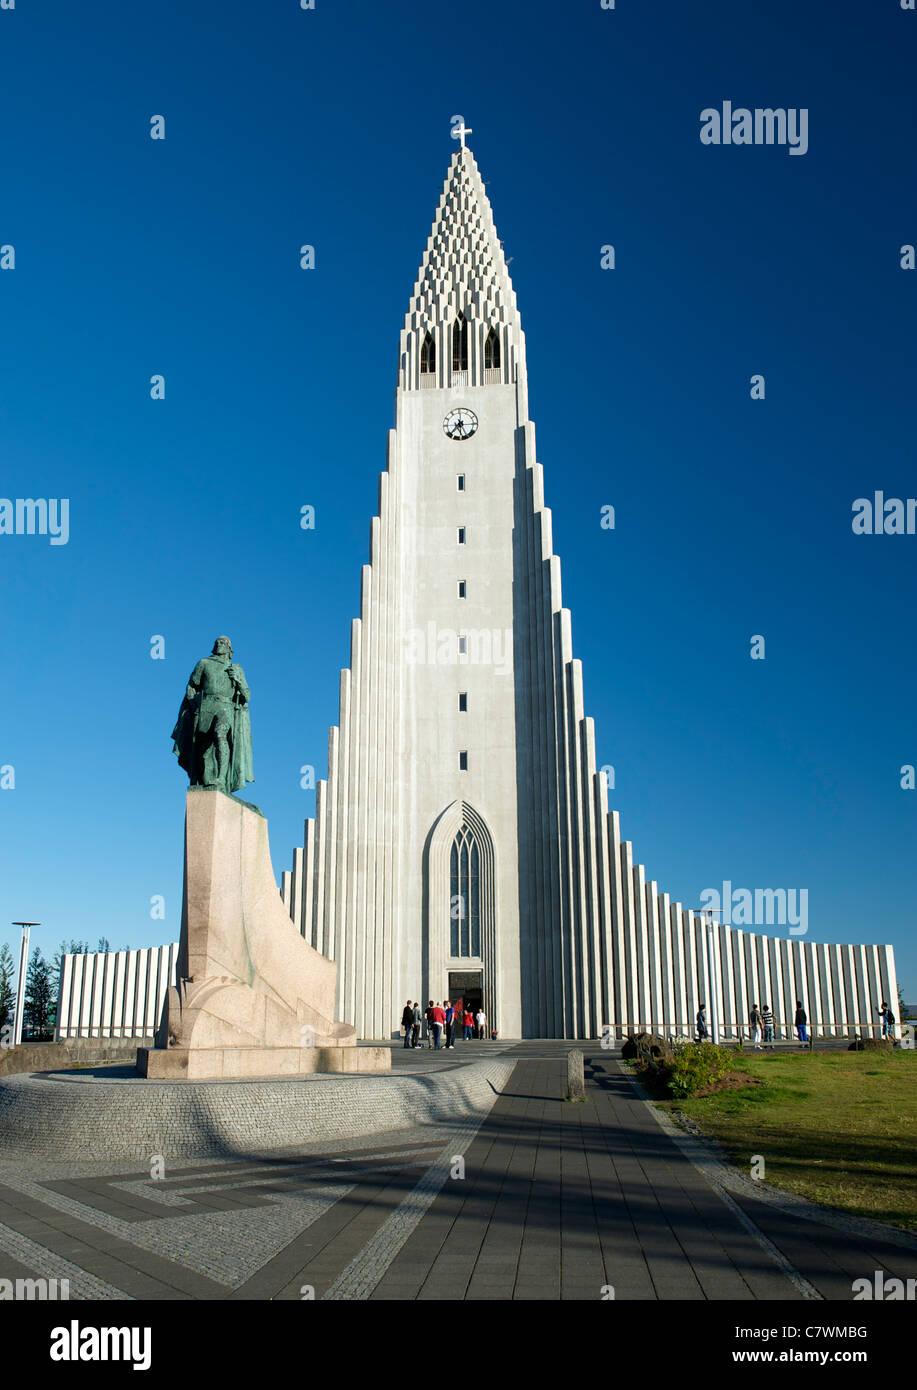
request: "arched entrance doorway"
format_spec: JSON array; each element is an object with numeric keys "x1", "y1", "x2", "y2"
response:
[{"x1": 423, "y1": 800, "x2": 498, "y2": 1036}]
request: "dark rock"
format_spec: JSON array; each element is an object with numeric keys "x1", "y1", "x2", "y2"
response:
[{"x1": 622, "y1": 1031, "x2": 675, "y2": 1066}]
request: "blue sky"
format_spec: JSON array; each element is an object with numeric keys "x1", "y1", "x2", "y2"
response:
[{"x1": 1, "y1": 0, "x2": 914, "y2": 996}]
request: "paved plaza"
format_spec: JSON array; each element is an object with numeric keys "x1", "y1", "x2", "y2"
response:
[{"x1": 1, "y1": 1044, "x2": 915, "y2": 1301}]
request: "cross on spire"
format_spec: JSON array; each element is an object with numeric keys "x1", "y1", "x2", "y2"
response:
[{"x1": 451, "y1": 116, "x2": 473, "y2": 148}]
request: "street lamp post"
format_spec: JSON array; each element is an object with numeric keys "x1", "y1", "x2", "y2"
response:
[{"x1": 11, "y1": 923, "x2": 40, "y2": 1047}]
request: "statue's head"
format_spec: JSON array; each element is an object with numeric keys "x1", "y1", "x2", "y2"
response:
[{"x1": 212, "y1": 636, "x2": 233, "y2": 658}]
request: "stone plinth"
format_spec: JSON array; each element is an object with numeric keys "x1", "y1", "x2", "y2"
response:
[
  {"x1": 137, "y1": 1044, "x2": 390, "y2": 1080},
  {"x1": 137, "y1": 789, "x2": 389, "y2": 1079}
]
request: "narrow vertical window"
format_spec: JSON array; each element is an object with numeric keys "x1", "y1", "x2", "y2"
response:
[
  {"x1": 458, "y1": 692, "x2": 468, "y2": 711},
  {"x1": 450, "y1": 840, "x2": 460, "y2": 956},
  {"x1": 452, "y1": 314, "x2": 468, "y2": 371},
  {"x1": 420, "y1": 331, "x2": 436, "y2": 374},
  {"x1": 458, "y1": 635, "x2": 468, "y2": 655},
  {"x1": 458, "y1": 580, "x2": 466, "y2": 598},
  {"x1": 484, "y1": 326, "x2": 501, "y2": 370},
  {"x1": 459, "y1": 750, "x2": 469, "y2": 771},
  {"x1": 460, "y1": 838, "x2": 470, "y2": 953},
  {"x1": 457, "y1": 475, "x2": 465, "y2": 492},
  {"x1": 449, "y1": 823, "x2": 481, "y2": 958},
  {"x1": 457, "y1": 527, "x2": 466, "y2": 544}
]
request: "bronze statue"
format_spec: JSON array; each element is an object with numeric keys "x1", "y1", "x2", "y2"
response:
[{"x1": 172, "y1": 636, "x2": 254, "y2": 796}]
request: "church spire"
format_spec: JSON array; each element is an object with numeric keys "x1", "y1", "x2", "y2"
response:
[{"x1": 398, "y1": 135, "x2": 525, "y2": 392}]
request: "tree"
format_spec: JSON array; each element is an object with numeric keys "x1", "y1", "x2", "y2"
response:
[
  {"x1": 24, "y1": 948, "x2": 54, "y2": 1040},
  {"x1": 0, "y1": 944, "x2": 15, "y2": 1033},
  {"x1": 96, "y1": 937, "x2": 111, "y2": 954}
]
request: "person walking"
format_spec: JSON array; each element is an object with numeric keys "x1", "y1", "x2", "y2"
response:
[
  {"x1": 444, "y1": 1001, "x2": 455, "y2": 1049},
  {"x1": 696, "y1": 1003, "x2": 708, "y2": 1041},
  {"x1": 463, "y1": 1007, "x2": 474, "y2": 1041},
  {"x1": 476, "y1": 1007, "x2": 486, "y2": 1040},
  {"x1": 749, "y1": 1002, "x2": 762, "y2": 1050},
  {"x1": 876, "y1": 1001, "x2": 895, "y2": 1039},
  {"x1": 430, "y1": 1001, "x2": 446, "y2": 1049},
  {"x1": 401, "y1": 1000, "x2": 414, "y2": 1049},
  {"x1": 761, "y1": 1002, "x2": 774, "y2": 1048},
  {"x1": 411, "y1": 1001, "x2": 422, "y2": 1048},
  {"x1": 794, "y1": 1001, "x2": 808, "y2": 1045}
]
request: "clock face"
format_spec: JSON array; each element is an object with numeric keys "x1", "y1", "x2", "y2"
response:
[{"x1": 443, "y1": 408, "x2": 478, "y2": 441}]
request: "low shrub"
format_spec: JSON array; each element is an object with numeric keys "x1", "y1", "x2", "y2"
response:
[{"x1": 660, "y1": 1041, "x2": 736, "y2": 1098}]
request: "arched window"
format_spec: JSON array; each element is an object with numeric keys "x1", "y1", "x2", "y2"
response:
[
  {"x1": 450, "y1": 823, "x2": 481, "y2": 957},
  {"x1": 484, "y1": 326, "x2": 501, "y2": 370},
  {"x1": 420, "y1": 331, "x2": 436, "y2": 374},
  {"x1": 452, "y1": 314, "x2": 468, "y2": 372}
]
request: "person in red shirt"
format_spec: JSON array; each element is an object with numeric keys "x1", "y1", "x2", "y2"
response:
[
  {"x1": 463, "y1": 1008, "x2": 474, "y2": 1041},
  {"x1": 429, "y1": 1002, "x2": 446, "y2": 1049}
]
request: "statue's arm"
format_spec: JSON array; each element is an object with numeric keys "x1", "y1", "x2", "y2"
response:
[{"x1": 228, "y1": 663, "x2": 250, "y2": 704}]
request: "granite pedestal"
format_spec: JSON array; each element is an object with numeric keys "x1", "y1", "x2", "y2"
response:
[{"x1": 137, "y1": 790, "x2": 389, "y2": 1080}]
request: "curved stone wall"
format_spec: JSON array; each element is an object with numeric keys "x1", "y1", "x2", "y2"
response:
[{"x1": 0, "y1": 1059, "x2": 515, "y2": 1161}]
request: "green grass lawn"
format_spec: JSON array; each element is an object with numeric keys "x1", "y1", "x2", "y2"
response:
[{"x1": 657, "y1": 1050, "x2": 917, "y2": 1231}]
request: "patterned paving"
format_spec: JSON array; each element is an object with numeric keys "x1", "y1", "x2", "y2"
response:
[{"x1": 1, "y1": 1047, "x2": 915, "y2": 1300}]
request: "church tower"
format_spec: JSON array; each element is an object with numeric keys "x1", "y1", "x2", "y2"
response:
[{"x1": 283, "y1": 133, "x2": 898, "y2": 1043}]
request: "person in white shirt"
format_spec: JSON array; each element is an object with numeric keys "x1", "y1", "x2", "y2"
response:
[{"x1": 475, "y1": 1008, "x2": 486, "y2": 1040}]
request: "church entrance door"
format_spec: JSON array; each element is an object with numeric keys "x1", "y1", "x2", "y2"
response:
[{"x1": 449, "y1": 970, "x2": 483, "y2": 1034}]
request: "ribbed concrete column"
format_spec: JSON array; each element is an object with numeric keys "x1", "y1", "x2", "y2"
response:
[
  {"x1": 831, "y1": 945, "x2": 849, "y2": 1037},
  {"x1": 772, "y1": 937, "x2": 788, "y2": 1039},
  {"x1": 633, "y1": 863, "x2": 651, "y2": 1030},
  {"x1": 658, "y1": 891, "x2": 675, "y2": 1037},
  {"x1": 720, "y1": 923, "x2": 737, "y2": 1038},
  {"x1": 620, "y1": 841, "x2": 638, "y2": 1030},
  {"x1": 842, "y1": 945, "x2": 861, "y2": 1037},
  {"x1": 682, "y1": 908, "x2": 699, "y2": 1031},
  {"x1": 670, "y1": 902, "x2": 688, "y2": 1035},
  {"x1": 732, "y1": 930, "x2": 748, "y2": 1039},
  {"x1": 302, "y1": 824, "x2": 315, "y2": 946},
  {"x1": 814, "y1": 943, "x2": 833, "y2": 1037},
  {"x1": 607, "y1": 811, "x2": 626, "y2": 1036},
  {"x1": 645, "y1": 880, "x2": 664, "y2": 1032}
]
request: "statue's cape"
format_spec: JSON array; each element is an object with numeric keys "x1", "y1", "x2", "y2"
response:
[
  {"x1": 228, "y1": 701, "x2": 254, "y2": 792},
  {"x1": 171, "y1": 698, "x2": 196, "y2": 779}
]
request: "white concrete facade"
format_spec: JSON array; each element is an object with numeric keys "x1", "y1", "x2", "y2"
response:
[
  {"x1": 282, "y1": 145, "x2": 899, "y2": 1040},
  {"x1": 55, "y1": 944, "x2": 178, "y2": 1040}
]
